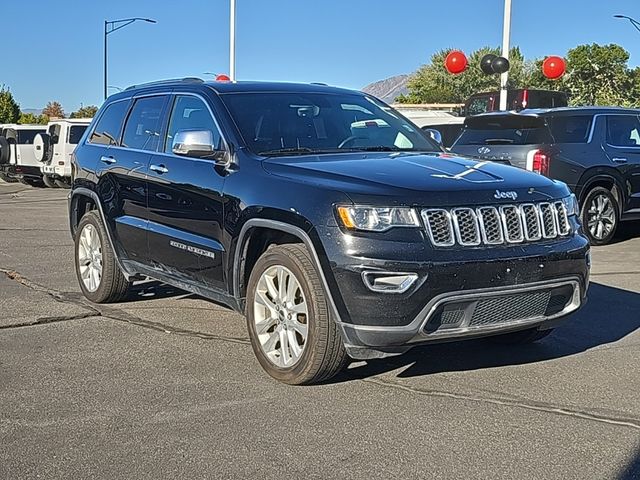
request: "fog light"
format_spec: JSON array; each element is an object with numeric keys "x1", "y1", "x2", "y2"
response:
[{"x1": 362, "y1": 271, "x2": 418, "y2": 293}]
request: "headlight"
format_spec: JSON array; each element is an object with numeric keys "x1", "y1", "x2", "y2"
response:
[
  {"x1": 337, "y1": 206, "x2": 420, "y2": 232},
  {"x1": 562, "y1": 194, "x2": 580, "y2": 217}
]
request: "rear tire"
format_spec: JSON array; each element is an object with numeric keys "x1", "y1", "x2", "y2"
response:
[
  {"x1": 246, "y1": 243, "x2": 349, "y2": 385},
  {"x1": 42, "y1": 175, "x2": 58, "y2": 188},
  {"x1": 580, "y1": 186, "x2": 618, "y2": 245},
  {"x1": 54, "y1": 178, "x2": 70, "y2": 189},
  {"x1": 488, "y1": 328, "x2": 553, "y2": 345},
  {"x1": 74, "y1": 210, "x2": 130, "y2": 303},
  {"x1": 0, "y1": 171, "x2": 17, "y2": 183}
]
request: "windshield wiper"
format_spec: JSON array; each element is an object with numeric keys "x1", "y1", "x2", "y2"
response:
[
  {"x1": 259, "y1": 147, "x2": 317, "y2": 156},
  {"x1": 346, "y1": 146, "x2": 402, "y2": 152}
]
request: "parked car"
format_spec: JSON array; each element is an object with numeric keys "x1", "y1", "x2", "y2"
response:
[
  {"x1": 69, "y1": 78, "x2": 589, "y2": 384},
  {"x1": 465, "y1": 89, "x2": 568, "y2": 116},
  {"x1": 0, "y1": 124, "x2": 48, "y2": 186},
  {"x1": 450, "y1": 107, "x2": 640, "y2": 245},
  {"x1": 34, "y1": 118, "x2": 91, "y2": 188},
  {"x1": 394, "y1": 109, "x2": 465, "y2": 148}
]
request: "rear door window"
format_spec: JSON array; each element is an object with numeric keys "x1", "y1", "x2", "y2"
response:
[
  {"x1": 89, "y1": 100, "x2": 129, "y2": 146},
  {"x1": 606, "y1": 115, "x2": 640, "y2": 147},
  {"x1": 547, "y1": 115, "x2": 592, "y2": 143},
  {"x1": 122, "y1": 96, "x2": 168, "y2": 151},
  {"x1": 17, "y1": 130, "x2": 45, "y2": 145},
  {"x1": 68, "y1": 125, "x2": 88, "y2": 144}
]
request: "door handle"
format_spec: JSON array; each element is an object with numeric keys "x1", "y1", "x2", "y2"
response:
[
  {"x1": 100, "y1": 156, "x2": 116, "y2": 164},
  {"x1": 149, "y1": 164, "x2": 169, "y2": 174},
  {"x1": 612, "y1": 157, "x2": 628, "y2": 163}
]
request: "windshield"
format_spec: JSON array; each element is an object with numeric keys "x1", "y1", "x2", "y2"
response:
[{"x1": 220, "y1": 92, "x2": 439, "y2": 156}]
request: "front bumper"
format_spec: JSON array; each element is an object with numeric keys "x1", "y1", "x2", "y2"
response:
[{"x1": 314, "y1": 225, "x2": 589, "y2": 359}]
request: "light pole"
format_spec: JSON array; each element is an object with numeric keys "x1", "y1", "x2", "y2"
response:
[
  {"x1": 104, "y1": 17, "x2": 156, "y2": 99},
  {"x1": 229, "y1": 0, "x2": 237, "y2": 82},
  {"x1": 614, "y1": 14, "x2": 640, "y2": 34},
  {"x1": 499, "y1": 0, "x2": 512, "y2": 111}
]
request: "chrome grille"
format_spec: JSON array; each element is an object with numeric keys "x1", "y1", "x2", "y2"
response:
[
  {"x1": 422, "y1": 202, "x2": 571, "y2": 247},
  {"x1": 422, "y1": 209, "x2": 454, "y2": 246},
  {"x1": 452, "y1": 208, "x2": 481, "y2": 246}
]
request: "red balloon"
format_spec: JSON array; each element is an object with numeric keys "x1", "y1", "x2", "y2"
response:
[
  {"x1": 445, "y1": 51, "x2": 468, "y2": 75},
  {"x1": 216, "y1": 74, "x2": 231, "y2": 82},
  {"x1": 542, "y1": 56, "x2": 566, "y2": 80}
]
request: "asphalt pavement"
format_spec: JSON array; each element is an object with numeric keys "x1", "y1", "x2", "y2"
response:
[{"x1": 1, "y1": 183, "x2": 639, "y2": 479}]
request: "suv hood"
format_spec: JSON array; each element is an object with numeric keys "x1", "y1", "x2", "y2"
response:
[{"x1": 262, "y1": 152, "x2": 569, "y2": 206}]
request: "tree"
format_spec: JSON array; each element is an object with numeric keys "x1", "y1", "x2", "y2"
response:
[
  {"x1": 17, "y1": 112, "x2": 48, "y2": 125},
  {"x1": 0, "y1": 85, "x2": 20, "y2": 123},
  {"x1": 397, "y1": 46, "x2": 533, "y2": 104},
  {"x1": 69, "y1": 105, "x2": 98, "y2": 118},
  {"x1": 562, "y1": 43, "x2": 633, "y2": 106},
  {"x1": 42, "y1": 101, "x2": 65, "y2": 119}
]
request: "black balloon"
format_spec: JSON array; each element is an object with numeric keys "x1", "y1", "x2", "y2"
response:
[
  {"x1": 491, "y1": 56, "x2": 510, "y2": 74},
  {"x1": 480, "y1": 54, "x2": 497, "y2": 74}
]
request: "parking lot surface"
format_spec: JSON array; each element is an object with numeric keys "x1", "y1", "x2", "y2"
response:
[{"x1": 1, "y1": 183, "x2": 639, "y2": 479}]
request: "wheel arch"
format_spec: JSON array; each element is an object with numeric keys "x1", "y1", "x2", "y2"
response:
[
  {"x1": 232, "y1": 218, "x2": 343, "y2": 326},
  {"x1": 576, "y1": 168, "x2": 626, "y2": 213}
]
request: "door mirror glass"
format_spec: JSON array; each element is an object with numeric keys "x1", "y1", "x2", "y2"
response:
[
  {"x1": 172, "y1": 129, "x2": 219, "y2": 158},
  {"x1": 423, "y1": 128, "x2": 443, "y2": 146}
]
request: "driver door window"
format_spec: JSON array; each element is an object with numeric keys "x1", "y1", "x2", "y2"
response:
[{"x1": 164, "y1": 96, "x2": 222, "y2": 154}]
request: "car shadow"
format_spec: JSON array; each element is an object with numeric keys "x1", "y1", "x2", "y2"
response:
[
  {"x1": 124, "y1": 280, "x2": 186, "y2": 302},
  {"x1": 610, "y1": 221, "x2": 640, "y2": 244},
  {"x1": 619, "y1": 449, "x2": 640, "y2": 480},
  {"x1": 332, "y1": 282, "x2": 640, "y2": 382}
]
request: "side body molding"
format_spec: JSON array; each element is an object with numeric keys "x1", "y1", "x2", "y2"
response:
[{"x1": 232, "y1": 219, "x2": 344, "y2": 326}]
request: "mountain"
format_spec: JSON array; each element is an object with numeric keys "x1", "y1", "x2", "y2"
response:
[
  {"x1": 362, "y1": 74, "x2": 409, "y2": 103},
  {"x1": 21, "y1": 108, "x2": 43, "y2": 116}
]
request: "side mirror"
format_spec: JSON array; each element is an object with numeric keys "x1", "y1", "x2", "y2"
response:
[
  {"x1": 423, "y1": 128, "x2": 443, "y2": 146},
  {"x1": 172, "y1": 129, "x2": 226, "y2": 162}
]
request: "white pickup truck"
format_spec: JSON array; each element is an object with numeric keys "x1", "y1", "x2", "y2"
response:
[{"x1": 34, "y1": 119, "x2": 91, "y2": 188}]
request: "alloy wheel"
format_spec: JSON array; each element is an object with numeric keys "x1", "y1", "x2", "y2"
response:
[
  {"x1": 77, "y1": 224, "x2": 103, "y2": 292},
  {"x1": 587, "y1": 193, "x2": 616, "y2": 241},
  {"x1": 253, "y1": 265, "x2": 309, "y2": 368}
]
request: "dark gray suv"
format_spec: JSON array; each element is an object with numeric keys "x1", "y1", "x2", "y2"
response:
[{"x1": 451, "y1": 107, "x2": 640, "y2": 245}]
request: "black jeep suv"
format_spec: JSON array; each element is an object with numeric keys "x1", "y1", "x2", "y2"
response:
[
  {"x1": 451, "y1": 107, "x2": 640, "y2": 245},
  {"x1": 69, "y1": 79, "x2": 589, "y2": 384}
]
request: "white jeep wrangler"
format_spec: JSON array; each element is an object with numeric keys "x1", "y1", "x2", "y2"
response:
[
  {"x1": 34, "y1": 119, "x2": 91, "y2": 188},
  {"x1": 0, "y1": 124, "x2": 48, "y2": 186}
]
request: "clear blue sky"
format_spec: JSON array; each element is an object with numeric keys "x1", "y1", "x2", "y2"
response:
[{"x1": 4, "y1": 0, "x2": 640, "y2": 111}]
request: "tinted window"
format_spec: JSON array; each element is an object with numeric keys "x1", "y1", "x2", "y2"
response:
[
  {"x1": 164, "y1": 95, "x2": 222, "y2": 153},
  {"x1": 456, "y1": 127, "x2": 552, "y2": 146},
  {"x1": 221, "y1": 92, "x2": 437, "y2": 155},
  {"x1": 466, "y1": 96, "x2": 496, "y2": 116},
  {"x1": 122, "y1": 96, "x2": 166, "y2": 151},
  {"x1": 89, "y1": 100, "x2": 129, "y2": 145},
  {"x1": 547, "y1": 115, "x2": 592, "y2": 143},
  {"x1": 68, "y1": 125, "x2": 88, "y2": 144},
  {"x1": 17, "y1": 130, "x2": 45, "y2": 144},
  {"x1": 606, "y1": 115, "x2": 640, "y2": 147}
]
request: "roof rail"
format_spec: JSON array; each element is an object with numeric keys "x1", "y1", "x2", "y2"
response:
[{"x1": 124, "y1": 77, "x2": 204, "y2": 91}]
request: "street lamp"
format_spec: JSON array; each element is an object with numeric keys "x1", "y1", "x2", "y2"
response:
[
  {"x1": 614, "y1": 14, "x2": 640, "y2": 34},
  {"x1": 229, "y1": 0, "x2": 237, "y2": 82},
  {"x1": 104, "y1": 17, "x2": 157, "y2": 99},
  {"x1": 499, "y1": 0, "x2": 512, "y2": 111}
]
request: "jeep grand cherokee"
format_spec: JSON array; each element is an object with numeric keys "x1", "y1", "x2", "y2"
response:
[{"x1": 69, "y1": 79, "x2": 590, "y2": 384}]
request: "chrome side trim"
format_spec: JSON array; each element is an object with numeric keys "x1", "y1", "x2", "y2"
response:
[{"x1": 361, "y1": 271, "x2": 418, "y2": 294}]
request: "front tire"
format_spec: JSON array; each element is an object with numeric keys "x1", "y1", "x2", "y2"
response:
[
  {"x1": 42, "y1": 175, "x2": 58, "y2": 188},
  {"x1": 74, "y1": 210, "x2": 130, "y2": 303},
  {"x1": 581, "y1": 186, "x2": 618, "y2": 245},
  {"x1": 246, "y1": 244, "x2": 348, "y2": 385}
]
